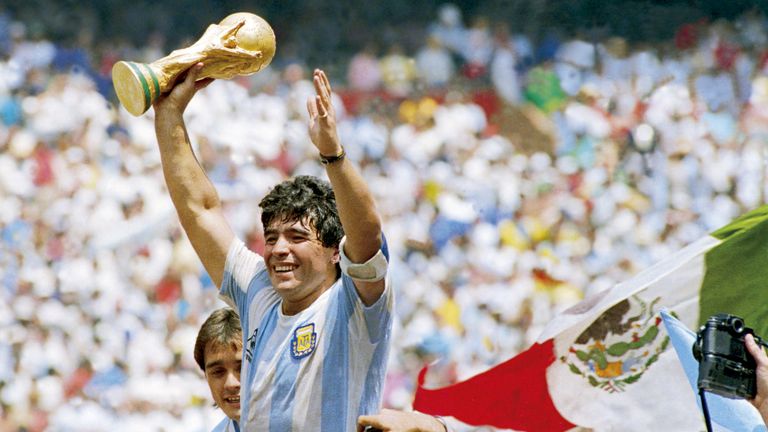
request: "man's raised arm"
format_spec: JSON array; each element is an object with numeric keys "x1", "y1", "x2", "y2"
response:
[
  {"x1": 306, "y1": 69, "x2": 385, "y2": 306},
  {"x1": 153, "y1": 63, "x2": 234, "y2": 288}
]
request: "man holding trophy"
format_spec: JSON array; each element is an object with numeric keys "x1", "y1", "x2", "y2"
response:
[{"x1": 118, "y1": 11, "x2": 395, "y2": 431}]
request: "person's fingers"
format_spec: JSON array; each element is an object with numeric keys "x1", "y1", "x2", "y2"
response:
[
  {"x1": 312, "y1": 70, "x2": 321, "y2": 91},
  {"x1": 163, "y1": 63, "x2": 203, "y2": 102},
  {"x1": 314, "y1": 69, "x2": 325, "y2": 91},
  {"x1": 312, "y1": 73, "x2": 327, "y2": 103},
  {"x1": 746, "y1": 334, "x2": 767, "y2": 365},
  {"x1": 191, "y1": 62, "x2": 204, "y2": 78},
  {"x1": 320, "y1": 69, "x2": 332, "y2": 92},
  {"x1": 306, "y1": 98, "x2": 317, "y2": 121},
  {"x1": 316, "y1": 95, "x2": 328, "y2": 118},
  {"x1": 747, "y1": 333, "x2": 756, "y2": 346},
  {"x1": 357, "y1": 414, "x2": 381, "y2": 426},
  {"x1": 746, "y1": 334, "x2": 758, "y2": 354},
  {"x1": 307, "y1": 98, "x2": 317, "y2": 130},
  {"x1": 313, "y1": 70, "x2": 332, "y2": 103},
  {"x1": 195, "y1": 77, "x2": 215, "y2": 91},
  {"x1": 181, "y1": 63, "x2": 203, "y2": 88}
]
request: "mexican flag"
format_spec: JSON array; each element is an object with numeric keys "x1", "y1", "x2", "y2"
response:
[{"x1": 413, "y1": 205, "x2": 768, "y2": 431}]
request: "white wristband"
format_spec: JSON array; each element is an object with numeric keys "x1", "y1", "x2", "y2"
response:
[{"x1": 339, "y1": 236, "x2": 388, "y2": 282}]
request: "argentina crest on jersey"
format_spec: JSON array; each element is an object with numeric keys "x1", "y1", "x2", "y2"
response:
[{"x1": 290, "y1": 323, "x2": 317, "y2": 359}]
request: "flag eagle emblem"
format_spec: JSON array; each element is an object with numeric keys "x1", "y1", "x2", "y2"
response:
[{"x1": 561, "y1": 296, "x2": 670, "y2": 393}]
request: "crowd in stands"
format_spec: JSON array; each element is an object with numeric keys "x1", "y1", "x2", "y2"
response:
[{"x1": 1, "y1": 3, "x2": 768, "y2": 431}]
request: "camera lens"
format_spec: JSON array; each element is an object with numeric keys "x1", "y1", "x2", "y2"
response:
[{"x1": 730, "y1": 317, "x2": 745, "y2": 334}]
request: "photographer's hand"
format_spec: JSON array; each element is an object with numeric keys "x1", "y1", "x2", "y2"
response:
[
  {"x1": 745, "y1": 334, "x2": 768, "y2": 425},
  {"x1": 357, "y1": 409, "x2": 448, "y2": 432}
]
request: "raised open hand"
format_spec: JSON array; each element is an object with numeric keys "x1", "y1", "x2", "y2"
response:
[{"x1": 306, "y1": 69, "x2": 342, "y2": 156}]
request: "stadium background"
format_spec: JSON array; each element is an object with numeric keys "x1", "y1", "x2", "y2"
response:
[{"x1": 1, "y1": 1, "x2": 768, "y2": 430}]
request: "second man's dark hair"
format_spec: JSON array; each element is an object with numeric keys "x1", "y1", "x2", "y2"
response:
[{"x1": 193, "y1": 308, "x2": 242, "y2": 372}]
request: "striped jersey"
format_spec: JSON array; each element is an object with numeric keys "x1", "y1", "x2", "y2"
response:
[
  {"x1": 211, "y1": 416, "x2": 240, "y2": 432},
  {"x1": 219, "y1": 238, "x2": 394, "y2": 431}
]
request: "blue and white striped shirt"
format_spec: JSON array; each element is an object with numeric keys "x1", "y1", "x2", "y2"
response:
[
  {"x1": 211, "y1": 416, "x2": 239, "y2": 432},
  {"x1": 219, "y1": 238, "x2": 393, "y2": 431}
]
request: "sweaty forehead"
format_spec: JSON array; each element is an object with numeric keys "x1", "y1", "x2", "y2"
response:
[
  {"x1": 265, "y1": 217, "x2": 315, "y2": 234},
  {"x1": 204, "y1": 341, "x2": 242, "y2": 367}
]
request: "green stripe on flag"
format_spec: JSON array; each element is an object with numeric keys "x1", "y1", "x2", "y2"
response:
[
  {"x1": 710, "y1": 205, "x2": 768, "y2": 241},
  {"x1": 699, "y1": 205, "x2": 768, "y2": 335}
]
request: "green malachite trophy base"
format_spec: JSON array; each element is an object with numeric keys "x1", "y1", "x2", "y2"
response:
[{"x1": 112, "y1": 61, "x2": 161, "y2": 116}]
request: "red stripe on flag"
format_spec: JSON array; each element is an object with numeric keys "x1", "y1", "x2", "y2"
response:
[{"x1": 412, "y1": 339, "x2": 575, "y2": 431}]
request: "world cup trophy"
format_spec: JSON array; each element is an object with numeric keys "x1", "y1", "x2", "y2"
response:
[{"x1": 112, "y1": 12, "x2": 276, "y2": 116}]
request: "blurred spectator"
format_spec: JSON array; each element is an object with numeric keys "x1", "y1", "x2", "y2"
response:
[
  {"x1": 524, "y1": 64, "x2": 567, "y2": 113},
  {"x1": 380, "y1": 43, "x2": 418, "y2": 98},
  {"x1": 415, "y1": 36, "x2": 455, "y2": 90},
  {"x1": 536, "y1": 30, "x2": 562, "y2": 64},
  {"x1": 138, "y1": 31, "x2": 165, "y2": 64},
  {"x1": 460, "y1": 16, "x2": 494, "y2": 80},
  {"x1": 428, "y1": 3, "x2": 466, "y2": 57},
  {"x1": 554, "y1": 37, "x2": 596, "y2": 96},
  {"x1": 0, "y1": 6, "x2": 13, "y2": 57},
  {"x1": 9, "y1": 23, "x2": 55, "y2": 75},
  {"x1": 490, "y1": 23, "x2": 521, "y2": 105},
  {"x1": 347, "y1": 42, "x2": 382, "y2": 92}
]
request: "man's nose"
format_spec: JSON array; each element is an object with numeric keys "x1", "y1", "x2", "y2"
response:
[
  {"x1": 225, "y1": 371, "x2": 240, "y2": 388},
  {"x1": 272, "y1": 235, "x2": 290, "y2": 253}
]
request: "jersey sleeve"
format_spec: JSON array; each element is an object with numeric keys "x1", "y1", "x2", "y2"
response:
[
  {"x1": 341, "y1": 234, "x2": 394, "y2": 344},
  {"x1": 219, "y1": 238, "x2": 267, "y2": 318}
]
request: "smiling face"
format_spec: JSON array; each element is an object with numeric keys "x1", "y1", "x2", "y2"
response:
[
  {"x1": 263, "y1": 218, "x2": 339, "y2": 314},
  {"x1": 204, "y1": 342, "x2": 242, "y2": 421}
]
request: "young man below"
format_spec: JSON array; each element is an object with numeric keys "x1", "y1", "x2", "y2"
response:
[
  {"x1": 193, "y1": 308, "x2": 447, "y2": 432},
  {"x1": 194, "y1": 308, "x2": 242, "y2": 432}
]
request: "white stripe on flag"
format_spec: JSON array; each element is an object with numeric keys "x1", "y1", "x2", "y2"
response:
[
  {"x1": 542, "y1": 233, "x2": 720, "y2": 429},
  {"x1": 538, "y1": 235, "x2": 721, "y2": 342}
]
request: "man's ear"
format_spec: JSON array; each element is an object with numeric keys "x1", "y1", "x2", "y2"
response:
[{"x1": 331, "y1": 246, "x2": 340, "y2": 264}]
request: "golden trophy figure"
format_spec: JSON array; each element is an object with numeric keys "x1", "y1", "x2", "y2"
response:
[{"x1": 112, "y1": 12, "x2": 276, "y2": 116}]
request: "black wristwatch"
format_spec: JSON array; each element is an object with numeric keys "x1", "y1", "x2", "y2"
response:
[{"x1": 319, "y1": 147, "x2": 346, "y2": 165}]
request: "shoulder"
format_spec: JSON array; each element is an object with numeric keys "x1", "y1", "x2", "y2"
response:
[{"x1": 210, "y1": 416, "x2": 238, "y2": 432}]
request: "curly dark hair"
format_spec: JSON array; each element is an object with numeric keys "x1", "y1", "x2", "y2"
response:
[{"x1": 259, "y1": 175, "x2": 344, "y2": 249}]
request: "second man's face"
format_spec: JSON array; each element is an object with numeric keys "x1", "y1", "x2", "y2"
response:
[{"x1": 204, "y1": 342, "x2": 242, "y2": 421}]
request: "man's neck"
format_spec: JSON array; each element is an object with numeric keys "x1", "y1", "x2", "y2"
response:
[{"x1": 280, "y1": 276, "x2": 338, "y2": 316}]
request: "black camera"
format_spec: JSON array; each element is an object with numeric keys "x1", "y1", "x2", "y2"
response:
[{"x1": 692, "y1": 313, "x2": 762, "y2": 399}]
